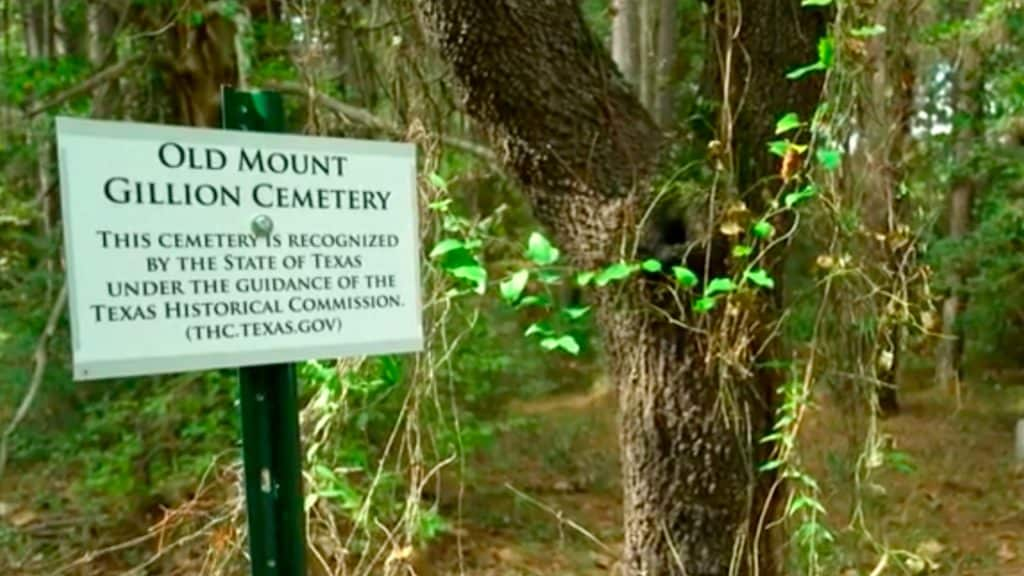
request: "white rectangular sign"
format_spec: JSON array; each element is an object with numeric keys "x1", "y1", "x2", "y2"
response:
[{"x1": 57, "y1": 117, "x2": 422, "y2": 381}]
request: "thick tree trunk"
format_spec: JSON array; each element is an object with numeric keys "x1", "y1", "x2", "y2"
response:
[
  {"x1": 936, "y1": 1, "x2": 982, "y2": 393},
  {"x1": 416, "y1": 2, "x2": 822, "y2": 573},
  {"x1": 704, "y1": 1, "x2": 825, "y2": 198},
  {"x1": 167, "y1": 13, "x2": 239, "y2": 127}
]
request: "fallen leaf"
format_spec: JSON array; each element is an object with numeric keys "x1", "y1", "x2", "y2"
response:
[
  {"x1": 916, "y1": 539, "x2": 945, "y2": 560},
  {"x1": 495, "y1": 547, "x2": 522, "y2": 564},
  {"x1": 553, "y1": 480, "x2": 574, "y2": 493},
  {"x1": 724, "y1": 201, "x2": 750, "y2": 218},
  {"x1": 781, "y1": 147, "x2": 802, "y2": 182},
  {"x1": 720, "y1": 221, "x2": 743, "y2": 236},
  {"x1": 921, "y1": 311, "x2": 938, "y2": 331},
  {"x1": 10, "y1": 509, "x2": 37, "y2": 528},
  {"x1": 998, "y1": 541, "x2": 1017, "y2": 563},
  {"x1": 878, "y1": 350, "x2": 894, "y2": 371},
  {"x1": 904, "y1": 556, "x2": 926, "y2": 574},
  {"x1": 386, "y1": 545, "x2": 414, "y2": 565}
]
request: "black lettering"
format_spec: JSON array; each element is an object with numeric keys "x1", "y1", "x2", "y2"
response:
[
  {"x1": 103, "y1": 177, "x2": 131, "y2": 204},
  {"x1": 158, "y1": 142, "x2": 185, "y2": 168},
  {"x1": 252, "y1": 182, "x2": 274, "y2": 207},
  {"x1": 267, "y1": 152, "x2": 288, "y2": 174},
  {"x1": 239, "y1": 148, "x2": 265, "y2": 173}
]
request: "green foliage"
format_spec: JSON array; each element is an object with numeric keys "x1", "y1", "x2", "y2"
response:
[
  {"x1": 921, "y1": 1, "x2": 1024, "y2": 365},
  {"x1": 0, "y1": 56, "x2": 90, "y2": 108},
  {"x1": 775, "y1": 112, "x2": 804, "y2": 135},
  {"x1": 787, "y1": 37, "x2": 835, "y2": 80}
]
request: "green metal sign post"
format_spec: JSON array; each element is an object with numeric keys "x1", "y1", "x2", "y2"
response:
[{"x1": 221, "y1": 87, "x2": 307, "y2": 576}]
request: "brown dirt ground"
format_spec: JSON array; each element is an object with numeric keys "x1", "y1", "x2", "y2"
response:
[{"x1": 420, "y1": 377, "x2": 1024, "y2": 575}]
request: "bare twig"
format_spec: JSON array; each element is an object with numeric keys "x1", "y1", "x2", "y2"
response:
[
  {"x1": 266, "y1": 81, "x2": 498, "y2": 167},
  {"x1": 0, "y1": 281, "x2": 68, "y2": 480},
  {"x1": 504, "y1": 482, "x2": 616, "y2": 555}
]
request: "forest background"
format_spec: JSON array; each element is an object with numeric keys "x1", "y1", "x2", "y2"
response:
[{"x1": 2, "y1": 0, "x2": 1024, "y2": 574}]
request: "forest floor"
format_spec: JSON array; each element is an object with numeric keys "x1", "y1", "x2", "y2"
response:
[
  {"x1": 422, "y1": 373, "x2": 1024, "y2": 576},
  {"x1": 3, "y1": 373, "x2": 1024, "y2": 575}
]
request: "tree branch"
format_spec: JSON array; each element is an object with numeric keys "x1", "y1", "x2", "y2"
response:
[
  {"x1": 266, "y1": 81, "x2": 498, "y2": 167},
  {"x1": 24, "y1": 55, "x2": 142, "y2": 118}
]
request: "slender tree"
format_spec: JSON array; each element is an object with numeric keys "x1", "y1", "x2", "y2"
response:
[
  {"x1": 87, "y1": 1, "x2": 117, "y2": 118},
  {"x1": 937, "y1": 0, "x2": 983, "y2": 394},
  {"x1": 652, "y1": 0, "x2": 677, "y2": 128},
  {"x1": 612, "y1": 0, "x2": 640, "y2": 87},
  {"x1": 613, "y1": 0, "x2": 678, "y2": 128},
  {"x1": 860, "y1": 0, "x2": 918, "y2": 415},
  {"x1": 415, "y1": 1, "x2": 824, "y2": 573}
]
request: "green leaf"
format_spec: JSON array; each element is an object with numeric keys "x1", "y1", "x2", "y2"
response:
[
  {"x1": 540, "y1": 335, "x2": 581, "y2": 356},
  {"x1": 784, "y1": 184, "x2": 817, "y2": 208},
  {"x1": 576, "y1": 271, "x2": 596, "y2": 286},
  {"x1": 786, "y1": 61, "x2": 826, "y2": 80},
  {"x1": 429, "y1": 238, "x2": 464, "y2": 259},
  {"x1": 789, "y1": 495, "x2": 826, "y2": 515},
  {"x1": 536, "y1": 269, "x2": 562, "y2": 285},
  {"x1": 752, "y1": 220, "x2": 775, "y2": 239},
  {"x1": 850, "y1": 24, "x2": 886, "y2": 37},
  {"x1": 595, "y1": 261, "x2": 637, "y2": 286},
  {"x1": 732, "y1": 245, "x2": 754, "y2": 258},
  {"x1": 641, "y1": 259, "x2": 663, "y2": 273},
  {"x1": 816, "y1": 148, "x2": 842, "y2": 171},
  {"x1": 525, "y1": 232, "x2": 560, "y2": 265},
  {"x1": 428, "y1": 198, "x2": 452, "y2": 212},
  {"x1": 768, "y1": 139, "x2": 791, "y2": 157},
  {"x1": 428, "y1": 172, "x2": 448, "y2": 191},
  {"x1": 450, "y1": 265, "x2": 487, "y2": 294},
  {"x1": 775, "y1": 113, "x2": 802, "y2": 135},
  {"x1": 885, "y1": 451, "x2": 917, "y2": 474},
  {"x1": 499, "y1": 270, "x2": 530, "y2": 304},
  {"x1": 693, "y1": 296, "x2": 717, "y2": 313},
  {"x1": 705, "y1": 277, "x2": 736, "y2": 297},
  {"x1": 817, "y1": 36, "x2": 835, "y2": 68},
  {"x1": 801, "y1": 0, "x2": 832, "y2": 5},
  {"x1": 563, "y1": 306, "x2": 591, "y2": 320},
  {"x1": 744, "y1": 268, "x2": 776, "y2": 289},
  {"x1": 759, "y1": 459, "x2": 784, "y2": 472},
  {"x1": 517, "y1": 295, "x2": 549, "y2": 309},
  {"x1": 525, "y1": 322, "x2": 553, "y2": 337},
  {"x1": 672, "y1": 266, "x2": 699, "y2": 288}
]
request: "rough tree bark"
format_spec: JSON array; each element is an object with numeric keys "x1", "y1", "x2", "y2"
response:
[
  {"x1": 165, "y1": 10, "x2": 239, "y2": 127},
  {"x1": 936, "y1": 1, "x2": 982, "y2": 394},
  {"x1": 416, "y1": 2, "x2": 823, "y2": 574}
]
